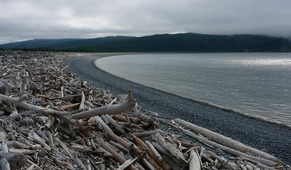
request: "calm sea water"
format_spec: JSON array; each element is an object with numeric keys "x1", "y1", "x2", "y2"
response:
[{"x1": 95, "y1": 53, "x2": 291, "y2": 126}]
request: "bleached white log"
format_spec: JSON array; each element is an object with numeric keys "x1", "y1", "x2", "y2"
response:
[
  {"x1": 173, "y1": 123, "x2": 278, "y2": 167},
  {"x1": 72, "y1": 91, "x2": 140, "y2": 119},
  {"x1": 75, "y1": 157, "x2": 86, "y2": 170},
  {"x1": 145, "y1": 141, "x2": 163, "y2": 161},
  {"x1": 189, "y1": 149, "x2": 201, "y2": 170},
  {"x1": 152, "y1": 132, "x2": 187, "y2": 165},
  {"x1": 28, "y1": 131, "x2": 51, "y2": 151},
  {"x1": 79, "y1": 92, "x2": 85, "y2": 110},
  {"x1": 117, "y1": 157, "x2": 139, "y2": 170},
  {"x1": 8, "y1": 148, "x2": 36, "y2": 155},
  {"x1": 174, "y1": 118, "x2": 279, "y2": 162}
]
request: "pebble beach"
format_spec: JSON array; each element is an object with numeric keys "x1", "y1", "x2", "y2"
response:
[{"x1": 68, "y1": 53, "x2": 291, "y2": 164}]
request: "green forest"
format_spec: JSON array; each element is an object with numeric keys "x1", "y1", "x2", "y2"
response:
[{"x1": 1, "y1": 33, "x2": 290, "y2": 52}]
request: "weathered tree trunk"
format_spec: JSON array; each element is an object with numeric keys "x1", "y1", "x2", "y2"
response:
[
  {"x1": 173, "y1": 122, "x2": 278, "y2": 167},
  {"x1": 72, "y1": 91, "x2": 139, "y2": 119},
  {"x1": 174, "y1": 118, "x2": 279, "y2": 162}
]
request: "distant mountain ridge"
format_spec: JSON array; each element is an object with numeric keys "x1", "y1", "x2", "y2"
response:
[{"x1": 1, "y1": 33, "x2": 291, "y2": 52}]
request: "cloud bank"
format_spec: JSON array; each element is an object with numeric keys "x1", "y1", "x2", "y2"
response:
[{"x1": 1, "y1": 0, "x2": 291, "y2": 44}]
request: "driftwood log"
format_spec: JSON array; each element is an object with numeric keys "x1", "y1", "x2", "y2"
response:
[
  {"x1": 72, "y1": 91, "x2": 140, "y2": 119},
  {"x1": 174, "y1": 118, "x2": 279, "y2": 162}
]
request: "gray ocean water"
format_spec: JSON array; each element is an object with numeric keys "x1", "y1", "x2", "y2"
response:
[{"x1": 95, "y1": 53, "x2": 291, "y2": 126}]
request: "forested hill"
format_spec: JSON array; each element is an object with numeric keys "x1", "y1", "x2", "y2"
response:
[{"x1": 1, "y1": 33, "x2": 291, "y2": 52}]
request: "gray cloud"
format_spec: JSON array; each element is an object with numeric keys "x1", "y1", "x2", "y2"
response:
[{"x1": 1, "y1": 0, "x2": 291, "y2": 44}]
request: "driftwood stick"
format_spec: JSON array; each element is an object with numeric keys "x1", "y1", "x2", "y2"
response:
[
  {"x1": 27, "y1": 131, "x2": 51, "y2": 151},
  {"x1": 95, "y1": 116, "x2": 143, "y2": 156},
  {"x1": 60, "y1": 103, "x2": 80, "y2": 111},
  {"x1": 109, "y1": 141, "x2": 128, "y2": 154},
  {"x1": 129, "y1": 133, "x2": 165, "y2": 170},
  {"x1": 151, "y1": 142, "x2": 171, "y2": 158},
  {"x1": 0, "y1": 94, "x2": 71, "y2": 121},
  {"x1": 54, "y1": 158, "x2": 74, "y2": 170},
  {"x1": 174, "y1": 118, "x2": 279, "y2": 162},
  {"x1": 145, "y1": 141, "x2": 163, "y2": 161},
  {"x1": 112, "y1": 115, "x2": 129, "y2": 122},
  {"x1": 133, "y1": 130, "x2": 162, "y2": 138},
  {"x1": 135, "y1": 162, "x2": 146, "y2": 170},
  {"x1": 71, "y1": 143, "x2": 92, "y2": 152},
  {"x1": 0, "y1": 94, "x2": 62, "y2": 114},
  {"x1": 189, "y1": 149, "x2": 201, "y2": 170},
  {"x1": 116, "y1": 157, "x2": 139, "y2": 170},
  {"x1": 141, "y1": 158, "x2": 155, "y2": 170},
  {"x1": 103, "y1": 114, "x2": 125, "y2": 134},
  {"x1": 26, "y1": 159, "x2": 42, "y2": 170},
  {"x1": 8, "y1": 148, "x2": 36, "y2": 155},
  {"x1": 79, "y1": 92, "x2": 85, "y2": 110},
  {"x1": 96, "y1": 146, "x2": 113, "y2": 158},
  {"x1": 152, "y1": 132, "x2": 187, "y2": 165},
  {"x1": 144, "y1": 155, "x2": 162, "y2": 170},
  {"x1": 46, "y1": 131, "x2": 55, "y2": 148},
  {"x1": 204, "y1": 150, "x2": 234, "y2": 169},
  {"x1": 95, "y1": 138, "x2": 139, "y2": 170},
  {"x1": 54, "y1": 137, "x2": 74, "y2": 158},
  {"x1": 6, "y1": 141, "x2": 30, "y2": 149},
  {"x1": 18, "y1": 137, "x2": 41, "y2": 150},
  {"x1": 72, "y1": 91, "x2": 139, "y2": 119},
  {"x1": 75, "y1": 157, "x2": 86, "y2": 170}
]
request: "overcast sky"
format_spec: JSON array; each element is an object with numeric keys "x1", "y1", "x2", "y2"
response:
[{"x1": 1, "y1": 0, "x2": 291, "y2": 44}]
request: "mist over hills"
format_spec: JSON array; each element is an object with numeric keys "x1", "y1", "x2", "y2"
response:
[{"x1": 1, "y1": 33, "x2": 290, "y2": 52}]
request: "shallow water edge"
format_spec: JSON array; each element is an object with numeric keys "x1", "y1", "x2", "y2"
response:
[{"x1": 94, "y1": 53, "x2": 291, "y2": 128}]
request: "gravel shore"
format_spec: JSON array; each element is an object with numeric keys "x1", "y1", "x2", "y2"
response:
[{"x1": 68, "y1": 53, "x2": 291, "y2": 164}]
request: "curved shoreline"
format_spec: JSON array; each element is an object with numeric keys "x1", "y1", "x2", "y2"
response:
[
  {"x1": 94, "y1": 57, "x2": 291, "y2": 129},
  {"x1": 68, "y1": 53, "x2": 291, "y2": 164}
]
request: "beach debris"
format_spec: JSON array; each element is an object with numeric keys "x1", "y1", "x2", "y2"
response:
[{"x1": 0, "y1": 50, "x2": 289, "y2": 169}]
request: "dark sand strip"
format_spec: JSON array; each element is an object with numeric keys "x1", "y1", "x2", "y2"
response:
[{"x1": 68, "y1": 53, "x2": 291, "y2": 164}]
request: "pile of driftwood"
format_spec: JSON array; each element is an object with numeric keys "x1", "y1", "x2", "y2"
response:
[{"x1": 0, "y1": 51, "x2": 289, "y2": 170}]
